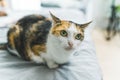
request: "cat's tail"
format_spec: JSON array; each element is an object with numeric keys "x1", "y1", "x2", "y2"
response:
[{"x1": 0, "y1": 43, "x2": 7, "y2": 50}]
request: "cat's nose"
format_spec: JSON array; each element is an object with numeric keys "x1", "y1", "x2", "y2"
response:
[{"x1": 68, "y1": 41, "x2": 73, "y2": 48}]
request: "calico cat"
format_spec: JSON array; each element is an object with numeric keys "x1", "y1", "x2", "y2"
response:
[{"x1": 0, "y1": 13, "x2": 91, "y2": 68}]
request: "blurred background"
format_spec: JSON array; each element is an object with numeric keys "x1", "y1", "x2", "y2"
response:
[{"x1": 0, "y1": 0, "x2": 120, "y2": 80}]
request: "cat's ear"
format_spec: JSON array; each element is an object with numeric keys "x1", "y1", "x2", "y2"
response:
[
  {"x1": 80, "y1": 21, "x2": 92, "y2": 29},
  {"x1": 50, "y1": 12, "x2": 61, "y2": 24}
]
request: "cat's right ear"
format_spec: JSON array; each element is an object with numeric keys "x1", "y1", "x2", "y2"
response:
[{"x1": 49, "y1": 12, "x2": 61, "y2": 24}]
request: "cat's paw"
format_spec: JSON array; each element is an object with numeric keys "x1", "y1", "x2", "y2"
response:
[
  {"x1": 48, "y1": 63, "x2": 59, "y2": 69},
  {"x1": 31, "y1": 56, "x2": 45, "y2": 64}
]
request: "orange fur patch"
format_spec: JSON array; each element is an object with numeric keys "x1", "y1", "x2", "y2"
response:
[
  {"x1": 75, "y1": 25, "x2": 84, "y2": 35},
  {"x1": 31, "y1": 44, "x2": 46, "y2": 56},
  {"x1": 74, "y1": 25, "x2": 85, "y2": 40},
  {"x1": 51, "y1": 20, "x2": 71, "y2": 36},
  {"x1": 8, "y1": 25, "x2": 20, "y2": 49},
  {"x1": 8, "y1": 33, "x2": 15, "y2": 49}
]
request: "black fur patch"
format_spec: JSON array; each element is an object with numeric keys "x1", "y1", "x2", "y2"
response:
[{"x1": 7, "y1": 14, "x2": 52, "y2": 60}]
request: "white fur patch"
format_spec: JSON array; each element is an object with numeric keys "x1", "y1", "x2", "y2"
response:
[
  {"x1": 31, "y1": 55, "x2": 44, "y2": 63},
  {"x1": 67, "y1": 23, "x2": 78, "y2": 33},
  {"x1": 7, "y1": 47, "x2": 21, "y2": 57}
]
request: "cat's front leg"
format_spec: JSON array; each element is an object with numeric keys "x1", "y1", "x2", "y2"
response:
[
  {"x1": 46, "y1": 60, "x2": 59, "y2": 69},
  {"x1": 31, "y1": 55, "x2": 45, "y2": 64},
  {"x1": 41, "y1": 53, "x2": 59, "y2": 69}
]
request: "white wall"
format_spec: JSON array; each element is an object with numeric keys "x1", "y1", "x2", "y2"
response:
[
  {"x1": 11, "y1": 0, "x2": 41, "y2": 11},
  {"x1": 92, "y1": 0, "x2": 112, "y2": 29}
]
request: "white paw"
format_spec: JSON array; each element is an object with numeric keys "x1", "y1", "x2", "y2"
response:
[
  {"x1": 47, "y1": 63, "x2": 59, "y2": 69},
  {"x1": 41, "y1": 53, "x2": 59, "y2": 68},
  {"x1": 31, "y1": 56, "x2": 44, "y2": 64}
]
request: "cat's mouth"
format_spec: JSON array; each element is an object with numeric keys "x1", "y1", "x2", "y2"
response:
[{"x1": 64, "y1": 46, "x2": 74, "y2": 51}]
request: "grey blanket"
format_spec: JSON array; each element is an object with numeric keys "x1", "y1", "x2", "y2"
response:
[{"x1": 0, "y1": 27, "x2": 102, "y2": 80}]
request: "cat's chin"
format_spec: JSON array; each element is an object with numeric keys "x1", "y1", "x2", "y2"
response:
[{"x1": 64, "y1": 47, "x2": 75, "y2": 51}]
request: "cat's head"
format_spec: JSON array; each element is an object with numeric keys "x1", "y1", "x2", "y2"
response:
[{"x1": 50, "y1": 12, "x2": 91, "y2": 51}]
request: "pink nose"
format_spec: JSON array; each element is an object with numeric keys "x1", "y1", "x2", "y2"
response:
[{"x1": 68, "y1": 41, "x2": 73, "y2": 48}]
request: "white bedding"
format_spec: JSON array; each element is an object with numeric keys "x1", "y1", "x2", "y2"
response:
[{"x1": 0, "y1": 9, "x2": 102, "y2": 80}]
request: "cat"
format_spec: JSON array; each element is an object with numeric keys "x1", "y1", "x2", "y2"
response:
[{"x1": 0, "y1": 12, "x2": 91, "y2": 68}]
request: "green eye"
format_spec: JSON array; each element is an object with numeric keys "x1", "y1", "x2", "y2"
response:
[
  {"x1": 75, "y1": 34, "x2": 81, "y2": 40},
  {"x1": 60, "y1": 30, "x2": 68, "y2": 37}
]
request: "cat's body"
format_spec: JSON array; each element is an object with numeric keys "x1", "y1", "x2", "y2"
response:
[
  {"x1": 7, "y1": 15, "x2": 51, "y2": 62},
  {"x1": 0, "y1": 13, "x2": 91, "y2": 68}
]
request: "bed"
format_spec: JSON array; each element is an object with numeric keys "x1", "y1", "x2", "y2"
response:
[{"x1": 0, "y1": 8, "x2": 102, "y2": 80}]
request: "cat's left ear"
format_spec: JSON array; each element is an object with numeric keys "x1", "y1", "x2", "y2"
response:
[
  {"x1": 80, "y1": 21, "x2": 92, "y2": 29},
  {"x1": 50, "y1": 12, "x2": 61, "y2": 24}
]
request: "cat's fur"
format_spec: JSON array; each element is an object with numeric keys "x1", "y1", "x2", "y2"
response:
[{"x1": 0, "y1": 13, "x2": 91, "y2": 68}]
